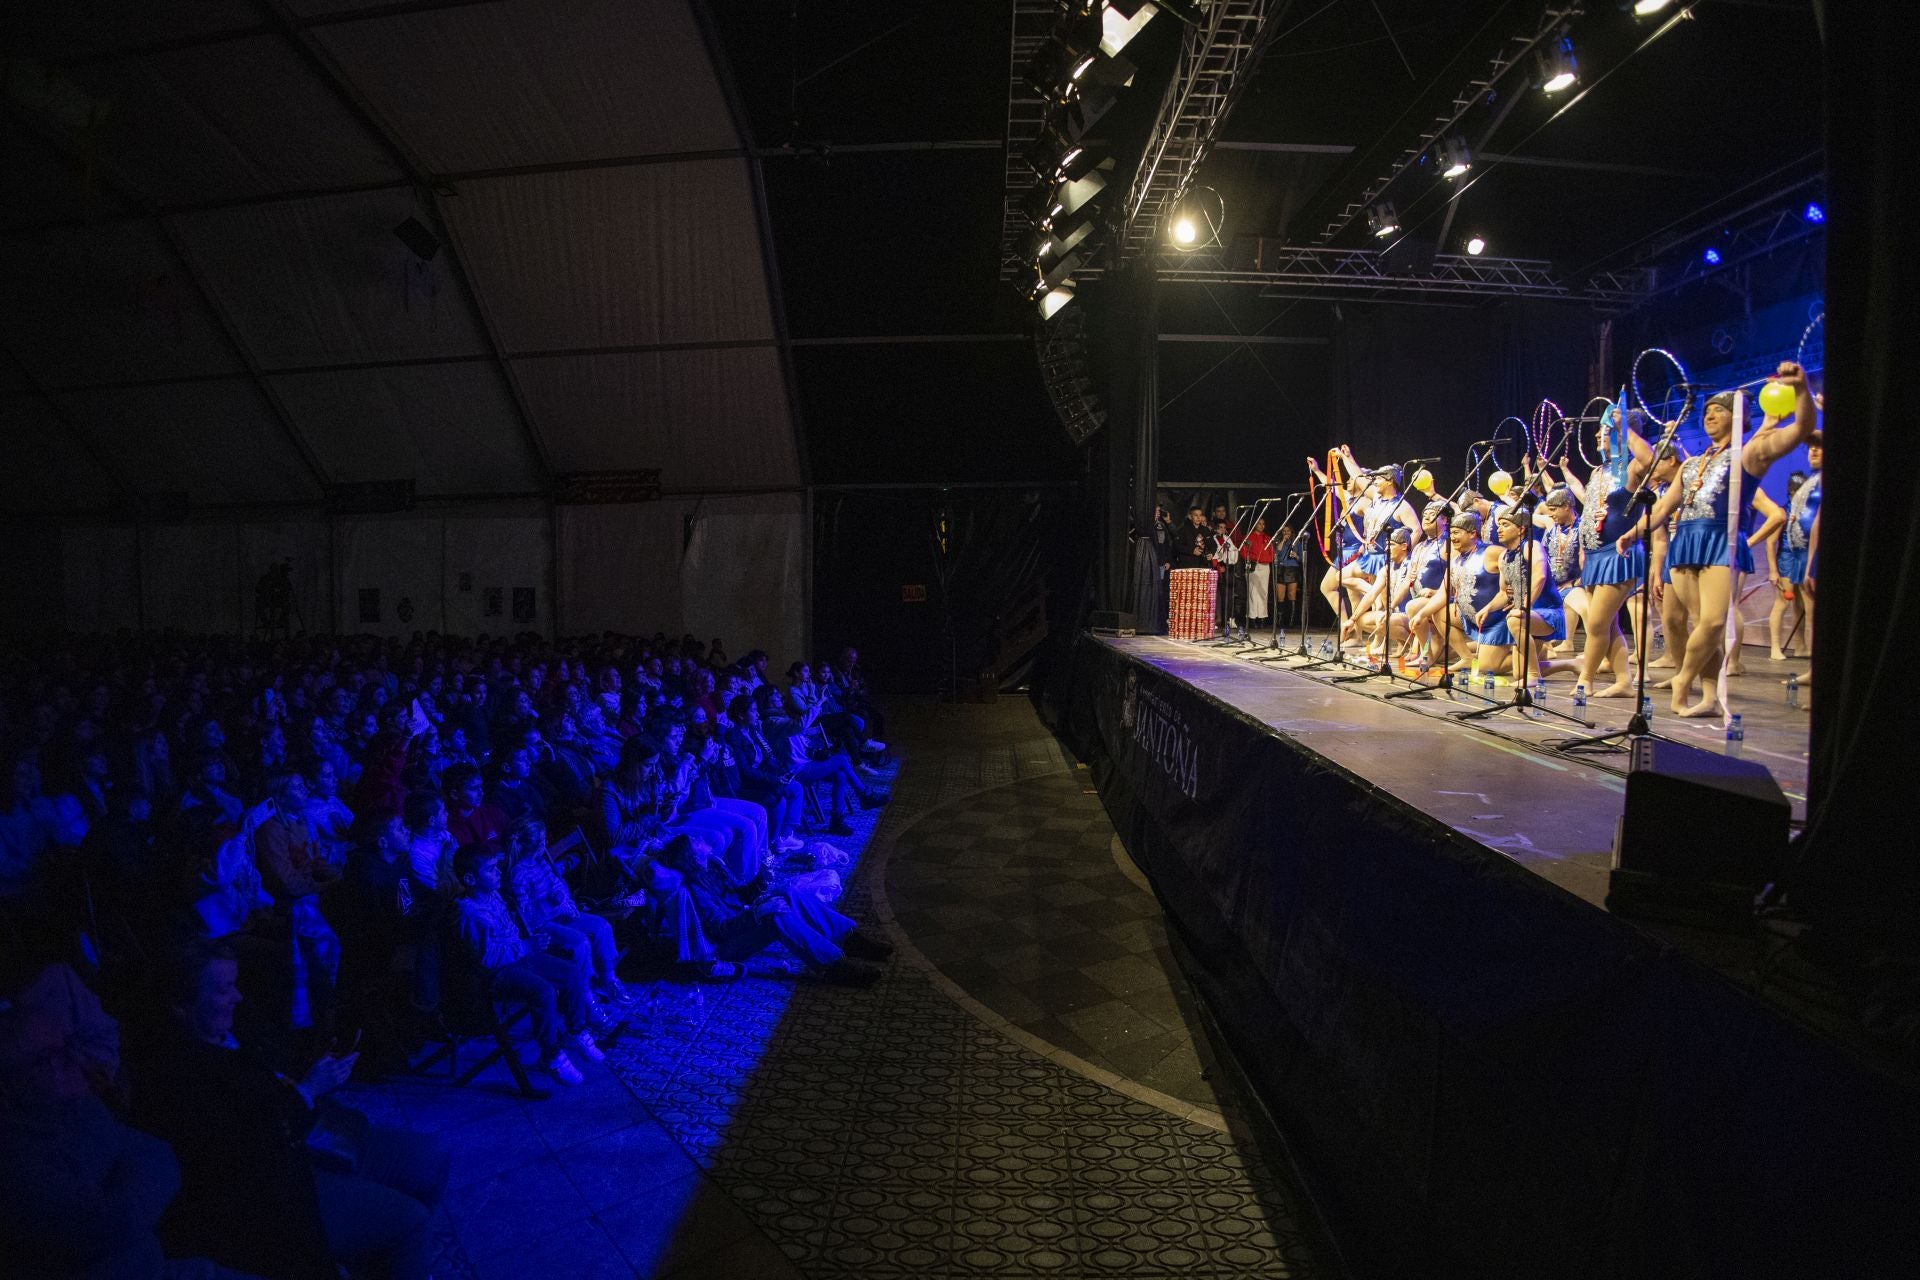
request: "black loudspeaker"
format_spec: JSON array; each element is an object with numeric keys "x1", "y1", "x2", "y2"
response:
[
  {"x1": 1090, "y1": 610, "x2": 1136, "y2": 635},
  {"x1": 1608, "y1": 736, "x2": 1791, "y2": 925}
]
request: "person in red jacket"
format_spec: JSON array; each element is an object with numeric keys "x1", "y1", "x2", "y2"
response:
[{"x1": 442, "y1": 764, "x2": 508, "y2": 850}]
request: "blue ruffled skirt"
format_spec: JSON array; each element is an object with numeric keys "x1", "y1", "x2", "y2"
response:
[
  {"x1": 1354, "y1": 550, "x2": 1387, "y2": 576},
  {"x1": 1778, "y1": 546, "x2": 1810, "y2": 585},
  {"x1": 1463, "y1": 606, "x2": 1513, "y2": 647},
  {"x1": 1668, "y1": 518, "x2": 1754, "y2": 574},
  {"x1": 1580, "y1": 543, "x2": 1646, "y2": 588},
  {"x1": 1526, "y1": 606, "x2": 1568, "y2": 644}
]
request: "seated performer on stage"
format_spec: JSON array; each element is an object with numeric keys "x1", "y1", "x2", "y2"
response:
[
  {"x1": 1243, "y1": 516, "x2": 1275, "y2": 631},
  {"x1": 1479, "y1": 505, "x2": 1567, "y2": 685},
  {"x1": 1618, "y1": 362, "x2": 1818, "y2": 717},
  {"x1": 1308, "y1": 458, "x2": 1370, "y2": 626},
  {"x1": 1442, "y1": 512, "x2": 1501, "y2": 675},
  {"x1": 1767, "y1": 430, "x2": 1821, "y2": 664},
  {"x1": 1401, "y1": 502, "x2": 1453, "y2": 670},
  {"x1": 1351, "y1": 528, "x2": 1416, "y2": 662},
  {"x1": 1535, "y1": 487, "x2": 1586, "y2": 661}
]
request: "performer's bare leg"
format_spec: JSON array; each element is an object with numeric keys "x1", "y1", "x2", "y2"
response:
[
  {"x1": 1652, "y1": 577, "x2": 1687, "y2": 672},
  {"x1": 1673, "y1": 565, "x2": 1734, "y2": 718},
  {"x1": 1581, "y1": 582, "x2": 1637, "y2": 698}
]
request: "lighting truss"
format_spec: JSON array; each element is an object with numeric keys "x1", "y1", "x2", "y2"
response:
[
  {"x1": 1076, "y1": 244, "x2": 1649, "y2": 304},
  {"x1": 1000, "y1": 1, "x2": 1081, "y2": 281},
  {"x1": 1311, "y1": 3, "x2": 1584, "y2": 245},
  {"x1": 1115, "y1": 0, "x2": 1282, "y2": 261},
  {"x1": 1637, "y1": 205, "x2": 1826, "y2": 300}
]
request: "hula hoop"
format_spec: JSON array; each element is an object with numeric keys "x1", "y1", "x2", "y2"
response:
[
  {"x1": 1632, "y1": 346, "x2": 1693, "y2": 430},
  {"x1": 1528, "y1": 399, "x2": 1562, "y2": 460},
  {"x1": 1574, "y1": 395, "x2": 1616, "y2": 470},
  {"x1": 1490, "y1": 415, "x2": 1529, "y2": 474},
  {"x1": 1796, "y1": 311, "x2": 1824, "y2": 369}
]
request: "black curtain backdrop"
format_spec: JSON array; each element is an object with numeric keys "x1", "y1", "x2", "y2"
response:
[
  {"x1": 1332, "y1": 300, "x2": 1599, "y2": 486},
  {"x1": 1085, "y1": 267, "x2": 1161, "y2": 612},
  {"x1": 811, "y1": 486, "x2": 1076, "y2": 695},
  {"x1": 1789, "y1": 0, "x2": 1919, "y2": 960}
]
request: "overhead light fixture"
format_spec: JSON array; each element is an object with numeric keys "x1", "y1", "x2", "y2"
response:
[
  {"x1": 1631, "y1": 0, "x2": 1674, "y2": 15},
  {"x1": 1165, "y1": 185, "x2": 1224, "y2": 251},
  {"x1": 1803, "y1": 201, "x2": 1825, "y2": 224},
  {"x1": 1466, "y1": 235, "x2": 1486, "y2": 256},
  {"x1": 1099, "y1": 2, "x2": 1159, "y2": 55},
  {"x1": 1366, "y1": 202, "x2": 1400, "y2": 238},
  {"x1": 1439, "y1": 136, "x2": 1472, "y2": 180},
  {"x1": 1703, "y1": 247, "x2": 1722, "y2": 265},
  {"x1": 1040, "y1": 282, "x2": 1077, "y2": 320},
  {"x1": 1539, "y1": 35, "x2": 1577, "y2": 93}
]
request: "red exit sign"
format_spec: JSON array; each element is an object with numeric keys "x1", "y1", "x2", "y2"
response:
[{"x1": 901, "y1": 584, "x2": 928, "y2": 603}]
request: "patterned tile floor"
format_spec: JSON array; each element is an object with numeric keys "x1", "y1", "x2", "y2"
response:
[{"x1": 341, "y1": 698, "x2": 1320, "y2": 1279}]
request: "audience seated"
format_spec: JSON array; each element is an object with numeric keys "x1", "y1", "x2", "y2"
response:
[{"x1": 0, "y1": 626, "x2": 894, "y2": 1270}]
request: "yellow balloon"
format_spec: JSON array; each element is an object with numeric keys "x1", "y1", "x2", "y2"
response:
[
  {"x1": 1757, "y1": 380, "x2": 1796, "y2": 419},
  {"x1": 1487, "y1": 469, "x2": 1513, "y2": 497},
  {"x1": 1411, "y1": 469, "x2": 1435, "y2": 495}
]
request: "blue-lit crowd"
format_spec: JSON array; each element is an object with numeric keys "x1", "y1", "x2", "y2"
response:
[{"x1": 0, "y1": 630, "x2": 894, "y2": 1279}]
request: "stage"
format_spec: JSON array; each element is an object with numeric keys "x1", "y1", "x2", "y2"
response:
[
  {"x1": 1053, "y1": 631, "x2": 1920, "y2": 1280},
  {"x1": 1091, "y1": 632, "x2": 1811, "y2": 907}
]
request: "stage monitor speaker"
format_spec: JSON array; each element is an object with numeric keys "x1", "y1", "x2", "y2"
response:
[
  {"x1": 1090, "y1": 610, "x2": 1136, "y2": 635},
  {"x1": 1609, "y1": 736, "x2": 1790, "y2": 926}
]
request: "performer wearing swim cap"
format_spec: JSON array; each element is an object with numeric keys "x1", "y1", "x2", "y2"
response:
[
  {"x1": 1559, "y1": 411, "x2": 1656, "y2": 698},
  {"x1": 1352, "y1": 527, "x2": 1416, "y2": 662},
  {"x1": 1445, "y1": 511, "x2": 1503, "y2": 676},
  {"x1": 1401, "y1": 502, "x2": 1453, "y2": 669},
  {"x1": 1619, "y1": 362, "x2": 1817, "y2": 717},
  {"x1": 1481, "y1": 504, "x2": 1567, "y2": 685},
  {"x1": 1536, "y1": 486, "x2": 1586, "y2": 661}
]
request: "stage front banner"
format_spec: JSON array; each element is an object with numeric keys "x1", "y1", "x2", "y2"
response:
[{"x1": 1061, "y1": 633, "x2": 1919, "y2": 1280}]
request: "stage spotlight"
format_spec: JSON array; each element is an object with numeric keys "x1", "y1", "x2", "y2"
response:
[
  {"x1": 1439, "y1": 136, "x2": 1472, "y2": 179},
  {"x1": 1366, "y1": 202, "x2": 1400, "y2": 238},
  {"x1": 1631, "y1": 0, "x2": 1674, "y2": 15},
  {"x1": 1539, "y1": 36, "x2": 1578, "y2": 93},
  {"x1": 1040, "y1": 282, "x2": 1077, "y2": 320},
  {"x1": 1173, "y1": 217, "x2": 1197, "y2": 245},
  {"x1": 1803, "y1": 201, "x2": 1825, "y2": 223},
  {"x1": 1466, "y1": 235, "x2": 1486, "y2": 256},
  {"x1": 1100, "y1": 1, "x2": 1159, "y2": 56},
  {"x1": 1703, "y1": 247, "x2": 1722, "y2": 265},
  {"x1": 1053, "y1": 165, "x2": 1110, "y2": 219}
]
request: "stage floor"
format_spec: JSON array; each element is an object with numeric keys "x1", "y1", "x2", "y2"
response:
[{"x1": 1097, "y1": 633, "x2": 1809, "y2": 910}]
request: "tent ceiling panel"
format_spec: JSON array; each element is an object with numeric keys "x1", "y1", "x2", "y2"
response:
[
  {"x1": 269, "y1": 362, "x2": 541, "y2": 496},
  {"x1": 170, "y1": 189, "x2": 492, "y2": 368},
  {"x1": 56, "y1": 35, "x2": 403, "y2": 208},
  {"x1": 0, "y1": 221, "x2": 242, "y2": 389},
  {"x1": 13, "y1": 2, "x2": 258, "y2": 61},
  {"x1": 0, "y1": 130, "x2": 133, "y2": 232},
  {"x1": 0, "y1": 397, "x2": 119, "y2": 511},
  {"x1": 312, "y1": 0, "x2": 737, "y2": 172},
  {"x1": 58, "y1": 378, "x2": 321, "y2": 505},
  {"x1": 512, "y1": 348, "x2": 798, "y2": 490},
  {"x1": 445, "y1": 161, "x2": 776, "y2": 354}
]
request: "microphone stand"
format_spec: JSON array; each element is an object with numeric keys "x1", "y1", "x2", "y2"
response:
[
  {"x1": 1455, "y1": 429, "x2": 1592, "y2": 730},
  {"x1": 1251, "y1": 491, "x2": 1318, "y2": 662},
  {"x1": 1554, "y1": 414, "x2": 1687, "y2": 754},
  {"x1": 1199, "y1": 499, "x2": 1263, "y2": 645},
  {"x1": 1223, "y1": 495, "x2": 1287, "y2": 649},
  {"x1": 1293, "y1": 474, "x2": 1361, "y2": 672}
]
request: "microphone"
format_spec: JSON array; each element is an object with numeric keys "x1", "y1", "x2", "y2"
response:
[{"x1": 1401, "y1": 455, "x2": 1442, "y2": 465}]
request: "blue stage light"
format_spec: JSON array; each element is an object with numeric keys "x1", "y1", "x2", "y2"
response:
[
  {"x1": 1803, "y1": 202, "x2": 1825, "y2": 223},
  {"x1": 1703, "y1": 247, "x2": 1722, "y2": 265}
]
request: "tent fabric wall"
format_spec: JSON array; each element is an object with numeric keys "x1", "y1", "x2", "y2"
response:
[
  {"x1": 60, "y1": 527, "x2": 141, "y2": 634},
  {"x1": 443, "y1": 517, "x2": 552, "y2": 637},
  {"x1": 333, "y1": 517, "x2": 446, "y2": 636},
  {"x1": 0, "y1": 525, "x2": 62, "y2": 634},
  {"x1": 557, "y1": 494, "x2": 805, "y2": 656},
  {"x1": 140, "y1": 524, "x2": 242, "y2": 635}
]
